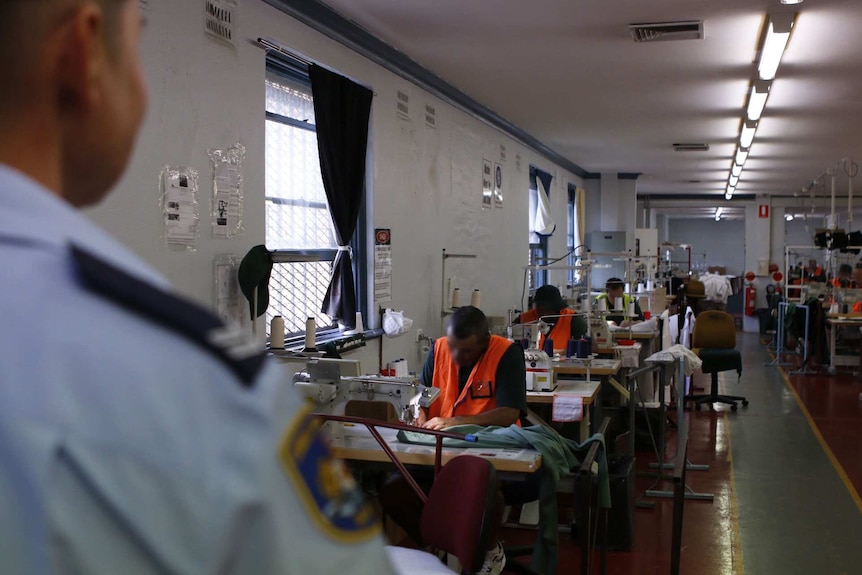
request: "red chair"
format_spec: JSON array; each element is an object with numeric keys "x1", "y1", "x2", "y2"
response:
[{"x1": 386, "y1": 455, "x2": 499, "y2": 574}]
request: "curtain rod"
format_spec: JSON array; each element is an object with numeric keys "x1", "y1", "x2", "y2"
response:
[{"x1": 255, "y1": 37, "x2": 377, "y2": 95}]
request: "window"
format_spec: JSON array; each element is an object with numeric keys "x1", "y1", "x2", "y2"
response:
[
  {"x1": 528, "y1": 166, "x2": 554, "y2": 289},
  {"x1": 264, "y1": 62, "x2": 365, "y2": 336}
]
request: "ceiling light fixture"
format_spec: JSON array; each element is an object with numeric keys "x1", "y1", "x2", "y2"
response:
[
  {"x1": 725, "y1": 190, "x2": 733, "y2": 201},
  {"x1": 746, "y1": 80, "x2": 771, "y2": 121},
  {"x1": 736, "y1": 148, "x2": 749, "y2": 165},
  {"x1": 780, "y1": 0, "x2": 803, "y2": 5},
  {"x1": 715, "y1": 207, "x2": 723, "y2": 221},
  {"x1": 758, "y1": 14, "x2": 796, "y2": 81},
  {"x1": 740, "y1": 120, "x2": 758, "y2": 149},
  {"x1": 729, "y1": 175, "x2": 740, "y2": 187},
  {"x1": 785, "y1": 213, "x2": 795, "y2": 221},
  {"x1": 732, "y1": 163, "x2": 743, "y2": 177}
]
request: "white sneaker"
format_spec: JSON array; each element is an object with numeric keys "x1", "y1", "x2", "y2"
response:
[{"x1": 477, "y1": 541, "x2": 506, "y2": 575}]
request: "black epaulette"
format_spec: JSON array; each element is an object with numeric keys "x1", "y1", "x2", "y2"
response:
[{"x1": 70, "y1": 245, "x2": 265, "y2": 388}]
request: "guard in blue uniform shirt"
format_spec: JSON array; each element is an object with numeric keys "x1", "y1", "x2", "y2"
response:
[{"x1": 0, "y1": 1, "x2": 393, "y2": 573}]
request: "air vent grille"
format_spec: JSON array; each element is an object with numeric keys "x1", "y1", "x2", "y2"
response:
[
  {"x1": 204, "y1": 0, "x2": 237, "y2": 47},
  {"x1": 673, "y1": 143, "x2": 710, "y2": 152},
  {"x1": 396, "y1": 89, "x2": 410, "y2": 120},
  {"x1": 630, "y1": 21, "x2": 704, "y2": 43}
]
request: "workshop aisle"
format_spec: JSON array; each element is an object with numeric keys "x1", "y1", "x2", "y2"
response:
[{"x1": 500, "y1": 332, "x2": 862, "y2": 574}]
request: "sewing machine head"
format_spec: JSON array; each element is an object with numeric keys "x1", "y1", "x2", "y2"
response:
[
  {"x1": 524, "y1": 348, "x2": 557, "y2": 392},
  {"x1": 293, "y1": 359, "x2": 440, "y2": 424}
]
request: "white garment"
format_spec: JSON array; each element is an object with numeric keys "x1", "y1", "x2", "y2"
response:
[
  {"x1": 646, "y1": 344, "x2": 704, "y2": 376},
  {"x1": 700, "y1": 273, "x2": 732, "y2": 304},
  {"x1": 533, "y1": 175, "x2": 556, "y2": 236}
]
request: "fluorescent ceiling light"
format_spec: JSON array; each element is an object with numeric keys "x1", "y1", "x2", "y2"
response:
[
  {"x1": 732, "y1": 164, "x2": 743, "y2": 177},
  {"x1": 729, "y1": 175, "x2": 739, "y2": 187},
  {"x1": 715, "y1": 207, "x2": 723, "y2": 221},
  {"x1": 727, "y1": 184, "x2": 736, "y2": 196},
  {"x1": 725, "y1": 190, "x2": 734, "y2": 201},
  {"x1": 759, "y1": 14, "x2": 795, "y2": 81},
  {"x1": 740, "y1": 120, "x2": 758, "y2": 149},
  {"x1": 736, "y1": 148, "x2": 749, "y2": 165},
  {"x1": 785, "y1": 213, "x2": 795, "y2": 221},
  {"x1": 780, "y1": 0, "x2": 803, "y2": 5},
  {"x1": 747, "y1": 81, "x2": 771, "y2": 121}
]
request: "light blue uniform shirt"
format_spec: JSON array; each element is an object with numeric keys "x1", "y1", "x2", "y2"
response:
[{"x1": 0, "y1": 165, "x2": 394, "y2": 574}]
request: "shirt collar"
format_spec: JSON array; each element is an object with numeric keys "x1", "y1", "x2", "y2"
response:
[{"x1": 0, "y1": 164, "x2": 168, "y2": 288}]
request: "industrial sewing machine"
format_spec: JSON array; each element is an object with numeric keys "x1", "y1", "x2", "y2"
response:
[
  {"x1": 292, "y1": 359, "x2": 441, "y2": 425},
  {"x1": 524, "y1": 348, "x2": 557, "y2": 391}
]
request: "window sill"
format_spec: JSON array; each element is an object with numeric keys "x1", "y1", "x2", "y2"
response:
[{"x1": 268, "y1": 328, "x2": 384, "y2": 356}]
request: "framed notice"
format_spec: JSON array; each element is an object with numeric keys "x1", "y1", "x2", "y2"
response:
[{"x1": 482, "y1": 159, "x2": 493, "y2": 210}]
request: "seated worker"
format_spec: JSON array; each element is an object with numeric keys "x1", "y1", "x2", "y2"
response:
[
  {"x1": 515, "y1": 285, "x2": 588, "y2": 351},
  {"x1": 418, "y1": 305, "x2": 527, "y2": 430},
  {"x1": 383, "y1": 306, "x2": 527, "y2": 575},
  {"x1": 832, "y1": 264, "x2": 855, "y2": 288},
  {"x1": 596, "y1": 278, "x2": 644, "y2": 326},
  {"x1": 805, "y1": 259, "x2": 826, "y2": 283}
]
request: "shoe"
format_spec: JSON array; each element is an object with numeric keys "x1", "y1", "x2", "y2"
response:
[{"x1": 477, "y1": 541, "x2": 506, "y2": 575}]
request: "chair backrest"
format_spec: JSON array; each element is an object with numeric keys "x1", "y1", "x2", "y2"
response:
[
  {"x1": 420, "y1": 455, "x2": 498, "y2": 573},
  {"x1": 692, "y1": 310, "x2": 736, "y2": 349}
]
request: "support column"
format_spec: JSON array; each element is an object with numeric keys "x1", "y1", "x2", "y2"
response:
[{"x1": 744, "y1": 197, "x2": 772, "y2": 332}]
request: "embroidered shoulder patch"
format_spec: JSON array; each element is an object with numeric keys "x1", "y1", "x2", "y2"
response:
[{"x1": 279, "y1": 406, "x2": 380, "y2": 542}]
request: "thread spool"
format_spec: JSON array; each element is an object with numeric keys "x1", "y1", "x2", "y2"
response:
[
  {"x1": 470, "y1": 289, "x2": 481, "y2": 308},
  {"x1": 566, "y1": 340, "x2": 577, "y2": 358},
  {"x1": 597, "y1": 297, "x2": 607, "y2": 312},
  {"x1": 270, "y1": 316, "x2": 285, "y2": 349},
  {"x1": 520, "y1": 337, "x2": 530, "y2": 350},
  {"x1": 304, "y1": 317, "x2": 316, "y2": 350},
  {"x1": 637, "y1": 283, "x2": 644, "y2": 294},
  {"x1": 578, "y1": 338, "x2": 592, "y2": 358},
  {"x1": 581, "y1": 296, "x2": 591, "y2": 313},
  {"x1": 646, "y1": 280, "x2": 653, "y2": 291},
  {"x1": 543, "y1": 338, "x2": 554, "y2": 356},
  {"x1": 624, "y1": 283, "x2": 630, "y2": 294},
  {"x1": 627, "y1": 302, "x2": 636, "y2": 317},
  {"x1": 614, "y1": 297, "x2": 624, "y2": 311},
  {"x1": 353, "y1": 311, "x2": 364, "y2": 333},
  {"x1": 451, "y1": 287, "x2": 461, "y2": 308}
]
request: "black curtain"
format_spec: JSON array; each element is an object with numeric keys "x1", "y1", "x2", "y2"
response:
[{"x1": 309, "y1": 65, "x2": 373, "y2": 327}]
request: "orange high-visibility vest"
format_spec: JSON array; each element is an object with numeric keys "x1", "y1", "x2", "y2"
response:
[
  {"x1": 428, "y1": 335, "x2": 512, "y2": 419},
  {"x1": 519, "y1": 308, "x2": 575, "y2": 350}
]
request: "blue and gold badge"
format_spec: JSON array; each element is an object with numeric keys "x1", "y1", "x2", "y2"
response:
[{"x1": 280, "y1": 407, "x2": 379, "y2": 542}]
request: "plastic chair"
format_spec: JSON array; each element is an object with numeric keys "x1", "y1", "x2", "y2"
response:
[
  {"x1": 386, "y1": 455, "x2": 499, "y2": 574},
  {"x1": 686, "y1": 310, "x2": 749, "y2": 411}
]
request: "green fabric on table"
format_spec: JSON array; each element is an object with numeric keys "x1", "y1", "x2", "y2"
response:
[{"x1": 396, "y1": 424, "x2": 610, "y2": 575}]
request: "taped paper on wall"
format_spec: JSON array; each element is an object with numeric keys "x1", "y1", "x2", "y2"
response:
[
  {"x1": 160, "y1": 166, "x2": 199, "y2": 251},
  {"x1": 213, "y1": 254, "x2": 245, "y2": 327},
  {"x1": 209, "y1": 143, "x2": 245, "y2": 239},
  {"x1": 494, "y1": 163, "x2": 503, "y2": 209},
  {"x1": 482, "y1": 158, "x2": 493, "y2": 210},
  {"x1": 374, "y1": 228, "x2": 392, "y2": 303}
]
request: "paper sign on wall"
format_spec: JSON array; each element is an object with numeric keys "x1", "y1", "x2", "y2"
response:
[
  {"x1": 374, "y1": 228, "x2": 392, "y2": 303},
  {"x1": 160, "y1": 166, "x2": 199, "y2": 251},
  {"x1": 482, "y1": 159, "x2": 493, "y2": 210},
  {"x1": 552, "y1": 394, "x2": 584, "y2": 422}
]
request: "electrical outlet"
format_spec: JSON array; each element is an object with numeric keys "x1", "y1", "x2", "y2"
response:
[{"x1": 415, "y1": 328, "x2": 423, "y2": 342}]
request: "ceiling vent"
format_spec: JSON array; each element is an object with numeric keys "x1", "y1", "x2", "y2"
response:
[
  {"x1": 673, "y1": 143, "x2": 710, "y2": 152},
  {"x1": 629, "y1": 21, "x2": 704, "y2": 43}
]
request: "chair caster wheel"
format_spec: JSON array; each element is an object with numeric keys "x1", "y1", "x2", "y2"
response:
[
  {"x1": 742, "y1": 400, "x2": 749, "y2": 407},
  {"x1": 731, "y1": 404, "x2": 738, "y2": 411}
]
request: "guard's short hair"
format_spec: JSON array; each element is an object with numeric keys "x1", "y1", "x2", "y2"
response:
[
  {"x1": 606, "y1": 277, "x2": 625, "y2": 290},
  {"x1": 448, "y1": 306, "x2": 489, "y2": 340},
  {"x1": 532, "y1": 285, "x2": 564, "y2": 311}
]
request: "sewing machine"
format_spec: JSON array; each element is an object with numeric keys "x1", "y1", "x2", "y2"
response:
[
  {"x1": 524, "y1": 348, "x2": 557, "y2": 391},
  {"x1": 292, "y1": 359, "x2": 440, "y2": 425},
  {"x1": 589, "y1": 315, "x2": 612, "y2": 347}
]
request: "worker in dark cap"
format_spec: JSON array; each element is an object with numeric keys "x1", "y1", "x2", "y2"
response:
[
  {"x1": 596, "y1": 278, "x2": 644, "y2": 326},
  {"x1": 515, "y1": 285, "x2": 587, "y2": 352}
]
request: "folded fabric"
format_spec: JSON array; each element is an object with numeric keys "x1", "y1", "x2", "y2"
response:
[
  {"x1": 700, "y1": 273, "x2": 732, "y2": 304},
  {"x1": 397, "y1": 424, "x2": 609, "y2": 575},
  {"x1": 646, "y1": 344, "x2": 704, "y2": 375}
]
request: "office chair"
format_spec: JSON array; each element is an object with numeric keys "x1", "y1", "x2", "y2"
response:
[
  {"x1": 686, "y1": 310, "x2": 749, "y2": 411},
  {"x1": 385, "y1": 455, "x2": 499, "y2": 574}
]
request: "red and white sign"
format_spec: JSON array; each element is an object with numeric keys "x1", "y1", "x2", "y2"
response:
[{"x1": 758, "y1": 204, "x2": 769, "y2": 219}]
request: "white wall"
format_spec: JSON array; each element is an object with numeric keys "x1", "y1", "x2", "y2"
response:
[
  {"x1": 85, "y1": 0, "x2": 583, "y2": 372},
  {"x1": 667, "y1": 218, "x2": 745, "y2": 276}
]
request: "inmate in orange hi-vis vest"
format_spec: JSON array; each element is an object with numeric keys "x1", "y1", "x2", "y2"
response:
[
  {"x1": 428, "y1": 335, "x2": 512, "y2": 419},
  {"x1": 519, "y1": 308, "x2": 576, "y2": 351}
]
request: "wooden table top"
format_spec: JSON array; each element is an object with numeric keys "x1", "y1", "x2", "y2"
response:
[
  {"x1": 526, "y1": 379, "x2": 602, "y2": 405},
  {"x1": 326, "y1": 422, "x2": 542, "y2": 474},
  {"x1": 551, "y1": 358, "x2": 622, "y2": 376}
]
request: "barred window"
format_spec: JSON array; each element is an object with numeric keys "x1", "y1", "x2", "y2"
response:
[{"x1": 264, "y1": 71, "x2": 338, "y2": 335}]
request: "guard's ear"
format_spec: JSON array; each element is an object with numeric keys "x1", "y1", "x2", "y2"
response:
[{"x1": 55, "y1": 3, "x2": 107, "y2": 113}]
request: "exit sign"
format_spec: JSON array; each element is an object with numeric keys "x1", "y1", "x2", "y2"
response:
[{"x1": 759, "y1": 204, "x2": 769, "y2": 219}]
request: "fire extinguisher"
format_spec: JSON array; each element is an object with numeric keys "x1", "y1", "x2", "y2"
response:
[{"x1": 745, "y1": 285, "x2": 757, "y2": 316}]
